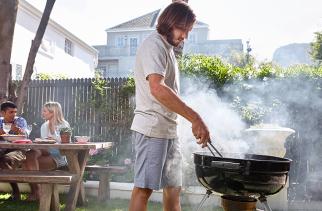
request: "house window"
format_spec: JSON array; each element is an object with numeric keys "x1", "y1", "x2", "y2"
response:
[
  {"x1": 15, "y1": 64, "x2": 23, "y2": 80},
  {"x1": 108, "y1": 63, "x2": 118, "y2": 71},
  {"x1": 108, "y1": 63, "x2": 119, "y2": 77},
  {"x1": 64, "y1": 38, "x2": 73, "y2": 55},
  {"x1": 39, "y1": 39, "x2": 55, "y2": 58},
  {"x1": 130, "y1": 38, "x2": 138, "y2": 56},
  {"x1": 97, "y1": 66, "x2": 107, "y2": 77},
  {"x1": 117, "y1": 37, "x2": 125, "y2": 47}
]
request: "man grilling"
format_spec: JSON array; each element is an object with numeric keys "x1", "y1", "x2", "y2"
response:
[{"x1": 129, "y1": 2, "x2": 210, "y2": 211}]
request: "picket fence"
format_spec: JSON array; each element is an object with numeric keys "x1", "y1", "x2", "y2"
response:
[{"x1": 21, "y1": 78, "x2": 134, "y2": 146}]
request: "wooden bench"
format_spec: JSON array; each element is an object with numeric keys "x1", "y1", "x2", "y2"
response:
[
  {"x1": 0, "y1": 170, "x2": 78, "y2": 211},
  {"x1": 85, "y1": 165, "x2": 127, "y2": 201}
]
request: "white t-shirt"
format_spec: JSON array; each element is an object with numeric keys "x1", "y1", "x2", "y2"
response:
[{"x1": 131, "y1": 31, "x2": 180, "y2": 139}]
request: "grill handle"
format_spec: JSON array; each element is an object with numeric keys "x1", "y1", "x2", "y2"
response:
[{"x1": 211, "y1": 160, "x2": 241, "y2": 170}]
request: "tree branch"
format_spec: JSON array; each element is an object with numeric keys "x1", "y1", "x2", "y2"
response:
[{"x1": 16, "y1": 0, "x2": 56, "y2": 113}]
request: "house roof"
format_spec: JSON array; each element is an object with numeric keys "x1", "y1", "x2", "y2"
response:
[
  {"x1": 106, "y1": 9, "x2": 208, "y2": 32},
  {"x1": 109, "y1": 10, "x2": 161, "y2": 30}
]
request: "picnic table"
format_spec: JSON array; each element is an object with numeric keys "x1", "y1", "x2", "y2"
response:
[{"x1": 0, "y1": 141, "x2": 113, "y2": 211}]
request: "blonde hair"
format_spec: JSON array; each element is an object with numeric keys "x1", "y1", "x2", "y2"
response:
[{"x1": 43, "y1": 101, "x2": 67, "y2": 126}]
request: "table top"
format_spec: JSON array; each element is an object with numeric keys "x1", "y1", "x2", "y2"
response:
[{"x1": 0, "y1": 141, "x2": 113, "y2": 150}]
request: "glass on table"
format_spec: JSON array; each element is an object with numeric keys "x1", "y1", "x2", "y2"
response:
[{"x1": 25, "y1": 124, "x2": 33, "y2": 137}]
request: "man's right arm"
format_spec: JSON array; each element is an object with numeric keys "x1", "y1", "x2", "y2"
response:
[{"x1": 148, "y1": 73, "x2": 210, "y2": 147}]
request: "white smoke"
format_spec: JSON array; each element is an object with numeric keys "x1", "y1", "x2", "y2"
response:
[
  {"x1": 177, "y1": 75, "x2": 322, "y2": 206},
  {"x1": 179, "y1": 81, "x2": 249, "y2": 155},
  {"x1": 178, "y1": 77, "x2": 249, "y2": 186}
]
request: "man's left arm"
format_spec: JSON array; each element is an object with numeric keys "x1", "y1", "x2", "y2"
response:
[{"x1": 0, "y1": 119, "x2": 4, "y2": 135}]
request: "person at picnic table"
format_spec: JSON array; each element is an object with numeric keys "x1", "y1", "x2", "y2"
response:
[
  {"x1": 0, "y1": 101, "x2": 28, "y2": 200},
  {"x1": 129, "y1": 2, "x2": 210, "y2": 211},
  {"x1": 23, "y1": 101, "x2": 70, "y2": 201}
]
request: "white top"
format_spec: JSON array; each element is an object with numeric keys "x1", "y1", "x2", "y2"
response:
[
  {"x1": 40, "y1": 120, "x2": 70, "y2": 143},
  {"x1": 131, "y1": 31, "x2": 180, "y2": 139}
]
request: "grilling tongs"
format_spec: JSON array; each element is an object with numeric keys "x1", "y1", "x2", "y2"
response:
[{"x1": 207, "y1": 140, "x2": 223, "y2": 158}]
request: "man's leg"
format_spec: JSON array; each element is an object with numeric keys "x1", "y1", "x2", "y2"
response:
[
  {"x1": 0, "y1": 157, "x2": 20, "y2": 200},
  {"x1": 10, "y1": 183, "x2": 20, "y2": 200},
  {"x1": 23, "y1": 150, "x2": 57, "y2": 201},
  {"x1": 161, "y1": 138, "x2": 182, "y2": 211},
  {"x1": 22, "y1": 149, "x2": 41, "y2": 170},
  {"x1": 3, "y1": 150, "x2": 26, "y2": 200},
  {"x1": 22, "y1": 150, "x2": 42, "y2": 201},
  {"x1": 163, "y1": 186, "x2": 181, "y2": 211},
  {"x1": 130, "y1": 132, "x2": 169, "y2": 211},
  {"x1": 129, "y1": 187, "x2": 153, "y2": 211}
]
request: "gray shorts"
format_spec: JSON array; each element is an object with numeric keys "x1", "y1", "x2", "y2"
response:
[{"x1": 133, "y1": 131, "x2": 182, "y2": 190}]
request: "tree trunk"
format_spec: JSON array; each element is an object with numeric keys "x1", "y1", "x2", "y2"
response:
[
  {"x1": 0, "y1": 0, "x2": 18, "y2": 103},
  {"x1": 16, "y1": 0, "x2": 56, "y2": 114}
]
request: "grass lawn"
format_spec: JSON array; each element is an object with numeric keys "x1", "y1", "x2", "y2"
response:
[{"x1": 0, "y1": 193, "x2": 223, "y2": 211}]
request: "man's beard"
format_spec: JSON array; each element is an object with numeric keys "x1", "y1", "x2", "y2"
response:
[{"x1": 166, "y1": 31, "x2": 181, "y2": 47}]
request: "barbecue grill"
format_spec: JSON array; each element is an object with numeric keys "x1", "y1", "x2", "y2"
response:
[{"x1": 193, "y1": 143, "x2": 292, "y2": 211}]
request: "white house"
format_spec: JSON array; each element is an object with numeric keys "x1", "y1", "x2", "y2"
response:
[
  {"x1": 94, "y1": 9, "x2": 243, "y2": 78},
  {"x1": 10, "y1": 0, "x2": 98, "y2": 80}
]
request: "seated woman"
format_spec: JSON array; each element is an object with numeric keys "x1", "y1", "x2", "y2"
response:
[{"x1": 23, "y1": 101, "x2": 70, "y2": 201}]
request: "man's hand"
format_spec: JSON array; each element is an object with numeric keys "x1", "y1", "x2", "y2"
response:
[
  {"x1": 192, "y1": 116, "x2": 210, "y2": 148},
  {"x1": 0, "y1": 128, "x2": 5, "y2": 135},
  {"x1": 11, "y1": 124, "x2": 24, "y2": 135}
]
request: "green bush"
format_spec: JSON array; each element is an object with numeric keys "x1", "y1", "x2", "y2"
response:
[
  {"x1": 121, "y1": 77, "x2": 135, "y2": 96},
  {"x1": 34, "y1": 72, "x2": 67, "y2": 80},
  {"x1": 178, "y1": 54, "x2": 322, "y2": 125},
  {"x1": 179, "y1": 54, "x2": 322, "y2": 83},
  {"x1": 178, "y1": 54, "x2": 236, "y2": 89}
]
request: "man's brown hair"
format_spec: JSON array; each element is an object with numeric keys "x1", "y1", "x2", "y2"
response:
[{"x1": 156, "y1": 2, "x2": 196, "y2": 36}]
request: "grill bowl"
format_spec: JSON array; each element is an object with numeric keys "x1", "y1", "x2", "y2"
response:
[{"x1": 194, "y1": 152, "x2": 291, "y2": 196}]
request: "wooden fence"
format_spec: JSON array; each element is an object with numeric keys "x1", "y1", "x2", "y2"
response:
[{"x1": 21, "y1": 78, "x2": 134, "y2": 146}]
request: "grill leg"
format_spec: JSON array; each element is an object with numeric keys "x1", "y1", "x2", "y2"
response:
[
  {"x1": 258, "y1": 196, "x2": 272, "y2": 211},
  {"x1": 195, "y1": 190, "x2": 212, "y2": 211}
]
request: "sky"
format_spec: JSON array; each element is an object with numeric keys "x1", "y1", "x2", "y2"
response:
[{"x1": 26, "y1": 0, "x2": 322, "y2": 61}]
